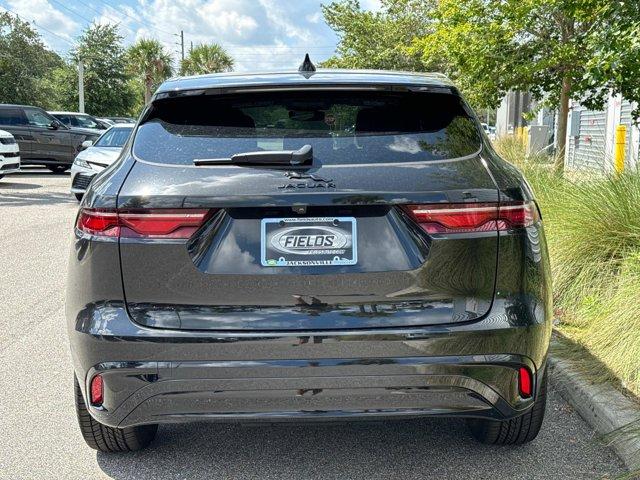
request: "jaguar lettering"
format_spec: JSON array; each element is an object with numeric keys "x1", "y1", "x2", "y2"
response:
[{"x1": 278, "y1": 171, "x2": 336, "y2": 189}]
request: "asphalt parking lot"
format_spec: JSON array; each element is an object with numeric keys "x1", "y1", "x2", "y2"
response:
[{"x1": 0, "y1": 169, "x2": 628, "y2": 479}]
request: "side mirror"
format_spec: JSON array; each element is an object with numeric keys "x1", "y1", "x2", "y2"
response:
[
  {"x1": 48, "y1": 122, "x2": 59, "y2": 130},
  {"x1": 80, "y1": 140, "x2": 93, "y2": 150}
]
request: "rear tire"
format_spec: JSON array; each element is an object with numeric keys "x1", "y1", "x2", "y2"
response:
[
  {"x1": 74, "y1": 192, "x2": 84, "y2": 201},
  {"x1": 74, "y1": 376, "x2": 157, "y2": 452},
  {"x1": 467, "y1": 370, "x2": 547, "y2": 445},
  {"x1": 48, "y1": 165, "x2": 68, "y2": 173}
]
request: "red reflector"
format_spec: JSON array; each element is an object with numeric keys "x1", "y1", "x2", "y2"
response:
[
  {"x1": 90, "y1": 374, "x2": 103, "y2": 406},
  {"x1": 518, "y1": 366, "x2": 532, "y2": 398},
  {"x1": 403, "y1": 201, "x2": 539, "y2": 233},
  {"x1": 76, "y1": 208, "x2": 212, "y2": 239}
]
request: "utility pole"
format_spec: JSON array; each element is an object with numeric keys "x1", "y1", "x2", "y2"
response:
[
  {"x1": 180, "y1": 30, "x2": 185, "y2": 61},
  {"x1": 78, "y1": 60, "x2": 85, "y2": 113}
]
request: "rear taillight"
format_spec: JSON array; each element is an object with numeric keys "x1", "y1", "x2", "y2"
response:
[
  {"x1": 497, "y1": 202, "x2": 540, "y2": 230},
  {"x1": 402, "y1": 201, "x2": 539, "y2": 234},
  {"x1": 76, "y1": 209, "x2": 119, "y2": 237},
  {"x1": 76, "y1": 208, "x2": 212, "y2": 239}
]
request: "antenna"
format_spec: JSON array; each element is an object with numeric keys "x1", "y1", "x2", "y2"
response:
[{"x1": 298, "y1": 53, "x2": 316, "y2": 73}]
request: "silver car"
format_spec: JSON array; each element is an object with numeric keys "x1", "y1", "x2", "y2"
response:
[{"x1": 70, "y1": 123, "x2": 134, "y2": 200}]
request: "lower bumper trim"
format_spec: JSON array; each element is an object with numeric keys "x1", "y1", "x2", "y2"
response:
[
  {"x1": 144, "y1": 406, "x2": 495, "y2": 425},
  {"x1": 83, "y1": 356, "x2": 537, "y2": 428}
]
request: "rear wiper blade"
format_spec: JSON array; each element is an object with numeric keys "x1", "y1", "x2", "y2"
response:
[{"x1": 194, "y1": 144, "x2": 312, "y2": 166}]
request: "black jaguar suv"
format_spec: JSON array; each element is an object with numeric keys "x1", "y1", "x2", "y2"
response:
[{"x1": 66, "y1": 63, "x2": 551, "y2": 452}]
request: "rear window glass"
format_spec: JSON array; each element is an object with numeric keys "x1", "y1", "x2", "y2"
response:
[
  {"x1": 0, "y1": 108, "x2": 25, "y2": 126},
  {"x1": 133, "y1": 90, "x2": 481, "y2": 165}
]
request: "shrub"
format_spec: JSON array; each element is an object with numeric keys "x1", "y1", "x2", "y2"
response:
[{"x1": 495, "y1": 136, "x2": 640, "y2": 396}]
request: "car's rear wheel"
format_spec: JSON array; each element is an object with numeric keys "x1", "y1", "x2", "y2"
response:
[
  {"x1": 467, "y1": 370, "x2": 547, "y2": 445},
  {"x1": 74, "y1": 376, "x2": 157, "y2": 452},
  {"x1": 74, "y1": 192, "x2": 84, "y2": 202},
  {"x1": 47, "y1": 165, "x2": 68, "y2": 173}
]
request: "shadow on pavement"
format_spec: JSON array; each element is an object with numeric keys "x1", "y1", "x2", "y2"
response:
[
  {"x1": 11, "y1": 169, "x2": 70, "y2": 178},
  {"x1": 95, "y1": 394, "x2": 624, "y2": 480},
  {"x1": 97, "y1": 418, "x2": 470, "y2": 480},
  {"x1": 0, "y1": 189, "x2": 77, "y2": 206},
  {"x1": 0, "y1": 181, "x2": 42, "y2": 190},
  {"x1": 0, "y1": 169, "x2": 77, "y2": 206}
]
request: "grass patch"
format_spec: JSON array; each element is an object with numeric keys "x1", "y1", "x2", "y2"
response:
[{"x1": 494, "y1": 137, "x2": 640, "y2": 397}]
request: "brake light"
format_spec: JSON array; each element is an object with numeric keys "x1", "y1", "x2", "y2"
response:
[
  {"x1": 90, "y1": 374, "x2": 103, "y2": 406},
  {"x1": 76, "y1": 209, "x2": 119, "y2": 237},
  {"x1": 518, "y1": 366, "x2": 533, "y2": 398},
  {"x1": 402, "y1": 201, "x2": 539, "y2": 233},
  {"x1": 76, "y1": 208, "x2": 212, "y2": 239},
  {"x1": 498, "y1": 202, "x2": 540, "y2": 229}
]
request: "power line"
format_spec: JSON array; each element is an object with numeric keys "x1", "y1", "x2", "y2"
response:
[
  {"x1": 0, "y1": 6, "x2": 76, "y2": 47},
  {"x1": 58, "y1": 1, "x2": 338, "y2": 53},
  {"x1": 63, "y1": 0, "x2": 151, "y2": 39},
  {"x1": 93, "y1": 0, "x2": 175, "y2": 37},
  {"x1": 1, "y1": 4, "x2": 338, "y2": 59},
  {"x1": 71, "y1": 0, "x2": 175, "y2": 42},
  {"x1": 48, "y1": 0, "x2": 95, "y2": 26}
]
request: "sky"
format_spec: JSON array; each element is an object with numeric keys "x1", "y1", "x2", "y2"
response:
[{"x1": 0, "y1": 0, "x2": 382, "y2": 71}]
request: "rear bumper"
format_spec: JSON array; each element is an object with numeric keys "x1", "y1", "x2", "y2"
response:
[{"x1": 69, "y1": 301, "x2": 550, "y2": 429}]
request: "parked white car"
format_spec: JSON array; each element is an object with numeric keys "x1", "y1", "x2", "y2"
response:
[
  {"x1": 0, "y1": 128, "x2": 20, "y2": 179},
  {"x1": 70, "y1": 124, "x2": 134, "y2": 200},
  {"x1": 481, "y1": 123, "x2": 497, "y2": 141}
]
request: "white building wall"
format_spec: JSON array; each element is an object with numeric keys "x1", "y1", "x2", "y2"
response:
[
  {"x1": 565, "y1": 104, "x2": 608, "y2": 171},
  {"x1": 564, "y1": 94, "x2": 640, "y2": 172},
  {"x1": 496, "y1": 93, "x2": 512, "y2": 137}
]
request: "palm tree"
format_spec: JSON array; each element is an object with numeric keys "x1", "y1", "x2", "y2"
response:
[
  {"x1": 180, "y1": 43, "x2": 234, "y2": 76},
  {"x1": 127, "y1": 39, "x2": 173, "y2": 104}
]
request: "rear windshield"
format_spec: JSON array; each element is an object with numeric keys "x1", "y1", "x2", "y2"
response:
[{"x1": 133, "y1": 90, "x2": 481, "y2": 165}]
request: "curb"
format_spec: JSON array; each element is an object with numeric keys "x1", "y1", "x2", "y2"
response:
[{"x1": 548, "y1": 355, "x2": 640, "y2": 471}]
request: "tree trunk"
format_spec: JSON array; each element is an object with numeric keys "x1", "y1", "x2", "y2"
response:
[
  {"x1": 144, "y1": 80, "x2": 153, "y2": 105},
  {"x1": 554, "y1": 76, "x2": 572, "y2": 174}
]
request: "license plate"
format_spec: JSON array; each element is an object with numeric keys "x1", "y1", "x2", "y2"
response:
[{"x1": 261, "y1": 217, "x2": 357, "y2": 267}]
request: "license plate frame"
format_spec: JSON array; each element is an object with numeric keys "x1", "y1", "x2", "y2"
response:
[{"x1": 261, "y1": 216, "x2": 357, "y2": 267}]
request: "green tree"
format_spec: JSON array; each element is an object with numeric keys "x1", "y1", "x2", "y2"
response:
[
  {"x1": 127, "y1": 39, "x2": 173, "y2": 104},
  {"x1": 321, "y1": 0, "x2": 436, "y2": 71},
  {"x1": 180, "y1": 43, "x2": 234, "y2": 76},
  {"x1": 42, "y1": 62, "x2": 78, "y2": 111},
  {"x1": 66, "y1": 24, "x2": 136, "y2": 116},
  {"x1": 0, "y1": 12, "x2": 65, "y2": 109},
  {"x1": 578, "y1": 2, "x2": 640, "y2": 121},
  {"x1": 411, "y1": 0, "x2": 640, "y2": 173}
]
